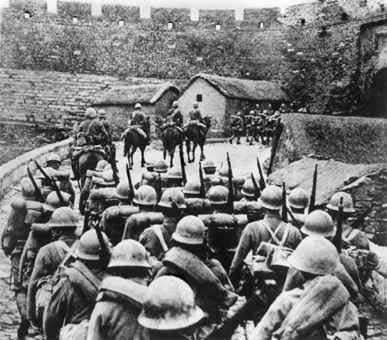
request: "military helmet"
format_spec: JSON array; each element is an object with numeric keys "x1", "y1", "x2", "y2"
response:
[
  {"x1": 145, "y1": 157, "x2": 156, "y2": 171},
  {"x1": 258, "y1": 185, "x2": 282, "y2": 210},
  {"x1": 75, "y1": 228, "x2": 110, "y2": 261},
  {"x1": 166, "y1": 167, "x2": 183, "y2": 180},
  {"x1": 326, "y1": 192, "x2": 355, "y2": 214},
  {"x1": 183, "y1": 180, "x2": 201, "y2": 196},
  {"x1": 202, "y1": 160, "x2": 216, "y2": 174},
  {"x1": 249, "y1": 110, "x2": 255, "y2": 115},
  {"x1": 241, "y1": 178, "x2": 256, "y2": 198},
  {"x1": 115, "y1": 181, "x2": 131, "y2": 201},
  {"x1": 210, "y1": 176, "x2": 223, "y2": 186},
  {"x1": 45, "y1": 191, "x2": 71, "y2": 210},
  {"x1": 20, "y1": 177, "x2": 37, "y2": 198},
  {"x1": 153, "y1": 160, "x2": 168, "y2": 173},
  {"x1": 288, "y1": 188, "x2": 309, "y2": 210},
  {"x1": 138, "y1": 276, "x2": 204, "y2": 331},
  {"x1": 108, "y1": 239, "x2": 151, "y2": 269},
  {"x1": 96, "y1": 160, "x2": 109, "y2": 171},
  {"x1": 287, "y1": 236, "x2": 339, "y2": 275},
  {"x1": 46, "y1": 153, "x2": 61, "y2": 164},
  {"x1": 193, "y1": 103, "x2": 199, "y2": 109},
  {"x1": 218, "y1": 165, "x2": 228, "y2": 178},
  {"x1": 301, "y1": 210, "x2": 335, "y2": 237},
  {"x1": 172, "y1": 101, "x2": 178, "y2": 108},
  {"x1": 172, "y1": 215, "x2": 206, "y2": 245},
  {"x1": 85, "y1": 107, "x2": 97, "y2": 119},
  {"x1": 133, "y1": 185, "x2": 157, "y2": 207},
  {"x1": 158, "y1": 188, "x2": 186, "y2": 209},
  {"x1": 99, "y1": 109, "x2": 107, "y2": 118},
  {"x1": 48, "y1": 207, "x2": 79, "y2": 229},
  {"x1": 207, "y1": 185, "x2": 228, "y2": 205},
  {"x1": 135, "y1": 103, "x2": 142, "y2": 109}
]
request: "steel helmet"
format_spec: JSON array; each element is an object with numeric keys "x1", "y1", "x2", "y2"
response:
[
  {"x1": 172, "y1": 101, "x2": 178, "y2": 108},
  {"x1": 135, "y1": 103, "x2": 142, "y2": 109},
  {"x1": 158, "y1": 188, "x2": 186, "y2": 209},
  {"x1": 108, "y1": 239, "x2": 151, "y2": 269},
  {"x1": 45, "y1": 191, "x2": 71, "y2": 210},
  {"x1": 258, "y1": 185, "x2": 282, "y2": 210},
  {"x1": 85, "y1": 107, "x2": 97, "y2": 119},
  {"x1": 96, "y1": 160, "x2": 109, "y2": 171},
  {"x1": 218, "y1": 165, "x2": 228, "y2": 178},
  {"x1": 207, "y1": 185, "x2": 228, "y2": 205},
  {"x1": 288, "y1": 188, "x2": 309, "y2": 210},
  {"x1": 153, "y1": 160, "x2": 168, "y2": 173},
  {"x1": 233, "y1": 176, "x2": 245, "y2": 187},
  {"x1": 115, "y1": 181, "x2": 131, "y2": 201},
  {"x1": 241, "y1": 178, "x2": 256, "y2": 198},
  {"x1": 210, "y1": 176, "x2": 223, "y2": 186},
  {"x1": 20, "y1": 177, "x2": 37, "y2": 198},
  {"x1": 99, "y1": 109, "x2": 107, "y2": 118},
  {"x1": 48, "y1": 207, "x2": 79, "y2": 229},
  {"x1": 301, "y1": 210, "x2": 335, "y2": 237},
  {"x1": 287, "y1": 236, "x2": 339, "y2": 275},
  {"x1": 166, "y1": 167, "x2": 183, "y2": 180},
  {"x1": 172, "y1": 215, "x2": 206, "y2": 245},
  {"x1": 75, "y1": 228, "x2": 110, "y2": 261},
  {"x1": 202, "y1": 160, "x2": 216, "y2": 174},
  {"x1": 138, "y1": 276, "x2": 204, "y2": 331},
  {"x1": 145, "y1": 157, "x2": 156, "y2": 171},
  {"x1": 46, "y1": 153, "x2": 61, "y2": 164},
  {"x1": 183, "y1": 180, "x2": 201, "y2": 196},
  {"x1": 326, "y1": 192, "x2": 355, "y2": 214},
  {"x1": 249, "y1": 110, "x2": 255, "y2": 115},
  {"x1": 133, "y1": 185, "x2": 157, "y2": 207}
]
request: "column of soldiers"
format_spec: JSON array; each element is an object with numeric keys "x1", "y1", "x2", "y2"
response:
[{"x1": 2, "y1": 151, "x2": 386, "y2": 340}]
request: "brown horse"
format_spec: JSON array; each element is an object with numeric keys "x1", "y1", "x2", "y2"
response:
[
  {"x1": 158, "y1": 123, "x2": 184, "y2": 168},
  {"x1": 122, "y1": 128, "x2": 148, "y2": 169},
  {"x1": 184, "y1": 116, "x2": 211, "y2": 163},
  {"x1": 78, "y1": 150, "x2": 106, "y2": 188}
]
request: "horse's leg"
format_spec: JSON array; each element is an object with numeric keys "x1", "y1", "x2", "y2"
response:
[
  {"x1": 163, "y1": 146, "x2": 167, "y2": 160},
  {"x1": 200, "y1": 142, "x2": 205, "y2": 161},
  {"x1": 192, "y1": 142, "x2": 197, "y2": 163},
  {"x1": 169, "y1": 148, "x2": 174, "y2": 168},
  {"x1": 140, "y1": 146, "x2": 146, "y2": 167},
  {"x1": 186, "y1": 140, "x2": 191, "y2": 163}
]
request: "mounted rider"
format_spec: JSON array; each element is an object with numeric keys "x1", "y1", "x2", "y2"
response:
[
  {"x1": 165, "y1": 101, "x2": 183, "y2": 131},
  {"x1": 184, "y1": 102, "x2": 206, "y2": 131},
  {"x1": 126, "y1": 103, "x2": 150, "y2": 143}
]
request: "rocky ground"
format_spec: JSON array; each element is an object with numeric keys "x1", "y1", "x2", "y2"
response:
[{"x1": 0, "y1": 141, "x2": 385, "y2": 339}]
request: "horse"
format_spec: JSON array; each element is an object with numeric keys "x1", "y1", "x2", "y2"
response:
[
  {"x1": 122, "y1": 127, "x2": 148, "y2": 169},
  {"x1": 158, "y1": 123, "x2": 185, "y2": 168},
  {"x1": 183, "y1": 116, "x2": 211, "y2": 163},
  {"x1": 77, "y1": 150, "x2": 106, "y2": 188}
]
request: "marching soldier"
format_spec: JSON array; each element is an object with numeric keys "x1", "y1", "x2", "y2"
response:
[
  {"x1": 44, "y1": 229, "x2": 110, "y2": 340},
  {"x1": 202, "y1": 159, "x2": 217, "y2": 192},
  {"x1": 326, "y1": 192, "x2": 369, "y2": 250},
  {"x1": 99, "y1": 181, "x2": 139, "y2": 246},
  {"x1": 229, "y1": 185, "x2": 302, "y2": 286},
  {"x1": 138, "y1": 276, "x2": 204, "y2": 340},
  {"x1": 139, "y1": 188, "x2": 186, "y2": 260},
  {"x1": 1, "y1": 178, "x2": 50, "y2": 339},
  {"x1": 229, "y1": 112, "x2": 244, "y2": 144},
  {"x1": 245, "y1": 110, "x2": 256, "y2": 145},
  {"x1": 155, "y1": 216, "x2": 237, "y2": 338},
  {"x1": 252, "y1": 236, "x2": 361, "y2": 340},
  {"x1": 288, "y1": 188, "x2": 309, "y2": 228},
  {"x1": 183, "y1": 180, "x2": 212, "y2": 215},
  {"x1": 234, "y1": 177, "x2": 262, "y2": 223},
  {"x1": 87, "y1": 240, "x2": 151, "y2": 340},
  {"x1": 164, "y1": 167, "x2": 184, "y2": 189},
  {"x1": 122, "y1": 185, "x2": 163, "y2": 241}
]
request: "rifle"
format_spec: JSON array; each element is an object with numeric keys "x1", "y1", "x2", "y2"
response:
[
  {"x1": 266, "y1": 119, "x2": 283, "y2": 176},
  {"x1": 179, "y1": 144, "x2": 187, "y2": 185},
  {"x1": 333, "y1": 197, "x2": 344, "y2": 253},
  {"x1": 205, "y1": 292, "x2": 265, "y2": 339},
  {"x1": 257, "y1": 156, "x2": 266, "y2": 190},
  {"x1": 111, "y1": 159, "x2": 120, "y2": 186},
  {"x1": 156, "y1": 173, "x2": 162, "y2": 202},
  {"x1": 93, "y1": 222, "x2": 111, "y2": 268},
  {"x1": 281, "y1": 182, "x2": 288, "y2": 223},
  {"x1": 125, "y1": 162, "x2": 134, "y2": 204},
  {"x1": 26, "y1": 165, "x2": 45, "y2": 202},
  {"x1": 308, "y1": 164, "x2": 318, "y2": 214},
  {"x1": 226, "y1": 153, "x2": 234, "y2": 212},
  {"x1": 250, "y1": 172, "x2": 260, "y2": 198},
  {"x1": 82, "y1": 203, "x2": 90, "y2": 235},
  {"x1": 34, "y1": 160, "x2": 66, "y2": 206},
  {"x1": 199, "y1": 162, "x2": 206, "y2": 199}
]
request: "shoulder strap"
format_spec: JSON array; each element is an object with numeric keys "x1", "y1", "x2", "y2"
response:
[
  {"x1": 279, "y1": 223, "x2": 290, "y2": 247},
  {"x1": 261, "y1": 221, "x2": 282, "y2": 245},
  {"x1": 151, "y1": 225, "x2": 168, "y2": 252}
]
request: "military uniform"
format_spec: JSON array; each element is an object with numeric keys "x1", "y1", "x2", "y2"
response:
[{"x1": 79, "y1": 117, "x2": 109, "y2": 146}]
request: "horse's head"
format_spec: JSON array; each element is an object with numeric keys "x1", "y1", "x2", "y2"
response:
[{"x1": 203, "y1": 116, "x2": 212, "y2": 129}]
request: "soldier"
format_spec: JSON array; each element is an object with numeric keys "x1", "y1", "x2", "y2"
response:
[
  {"x1": 26, "y1": 207, "x2": 79, "y2": 327},
  {"x1": 1, "y1": 177, "x2": 50, "y2": 339},
  {"x1": 164, "y1": 167, "x2": 184, "y2": 189},
  {"x1": 139, "y1": 188, "x2": 186, "y2": 260},
  {"x1": 251, "y1": 236, "x2": 361, "y2": 340},
  {"x1": 229, "y1": 185, "x2": 302, "y2": 286},
  {"x1": 128, "y1": 103, "x2": 150, "y2": 142},
  {"x1": 234, "y1": 178, "x2": 262, "y2": 223},
  {"x1": 87, "y1": 240, "x2": 151, "y2": 340},
  {"x1": 87, "y1": 159, "x2": 115, "y2": 187},
  {"x1": 229, "y1": 111, "x2": 244, "y2": 144},
  {"x1": 99, "y1": 181, "x2": 139, "y2": 246},
  {"x1": 185, "y1": 103, "x2": 206, "y2": 131},
  {"x1": 245, "y1": 110, "x2": 256, "y2": 145},
  {"x1": 155, "y1": 216, "x2": 237, "y2": 337},
  {"x1": 153, "y1": 159, "x2": 168, "y2": 174},
  {"x1": 183, "y1": 180, "x2": 212, "y2": 215},
  {"x1": 202, "y1": 160, "x2": 217, "y2": 192},
  {"x1": 44, "y1": 229, "x2": 110, "y2": 340},
  {"x1": 288, "y1": 188, "x2": 309, "y2": 228},
  {"x1": 78, "y1": 107, "x2": 109, "y2": 146},
  {"x1": 98, "y1": 109, "x2": 112, "y2": 144},
  {"x1": 326, "y1": 192, "x2": 369, "y2": 250},
  {"x1": 166, "y1": 101, "x2": 183, "y2": 128},
  {"x1": 138, "y1": 276, "x2": 204, "y2": 340},
  {"x1": 122, "y1": 185, "x2": 163, "y2": 241}
]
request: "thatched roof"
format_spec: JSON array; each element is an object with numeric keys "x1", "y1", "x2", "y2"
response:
[
  {"x1": 93, "y1": 82, "x2": 179, "y2": 106},
  {"x1": 184, "y1": 73, "x2": 288, "y2": 102}
]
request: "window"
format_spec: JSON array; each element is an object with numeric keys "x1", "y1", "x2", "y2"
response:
[
  {"x1": 24, "y1": 10, "x2": 31, "y2": 19},
  {"x1": 196, "y1": 94, "x2": 203, "y2": 102},
  {"x1": 259, "y1": 22, "x2": 265, "y2": 29}
]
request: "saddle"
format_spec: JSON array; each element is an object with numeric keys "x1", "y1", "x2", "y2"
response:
[
  {"x1": 161, "y1": 122, "x2": 183, "y2": 134},
  {"x1": 128, "y1": 125, "x2": 148, "y2": 139},
  {"x1": 184, "y1": 120, "x2": 207, "y2": 132}
]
